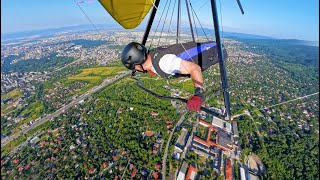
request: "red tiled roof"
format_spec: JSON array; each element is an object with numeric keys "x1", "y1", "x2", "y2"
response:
[
  {"x1": 225, "y1": 159, "x2": 232, "y2": 180},
  {"x1": 89, "y1": 168, "x2": 96, "y2": 174},
  {"x1": 13, "y1": 159, "x2": 19, "y2": 164},
  {"x1": 199, "y1": 120, "x2": 211, "y2": 127},
  {"x1": 145, "y1": 131, "x2": 155, "y2": 137},
  {"x1": 25, "y1": 164, "x2": 31, "y2": 170},
  {"x1": 153, "y1": 172, "x2": 159, "y2": 179},
  {"x1": 193, "y1": 136, "x2": 227, "y2": 151},
  {"x1": 103, "y1": 162, "x2": 108, "y2": 169},
  {"x1": 193, "y1": 137, "x2": 210, "y2": 147},
  {"x1": 199, "y1": 120, "x2": 218, "y2": 132},
  {"x1": 186, "y1": 164, "x2": 197, "y2": 180},
  {"x1": 131, "y1": 168, "x2": 138, "y2": 177},
  {"x1": 194, "y1": 120, "x2": 230, "y2": 151},
  {"x1": 155, "y1": 163, "x2": 161, "y2": 170}
]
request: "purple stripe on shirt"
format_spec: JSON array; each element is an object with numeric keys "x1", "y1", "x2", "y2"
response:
[{"x1": 177, "y1": 43, "x2": 217, "y2": 61}]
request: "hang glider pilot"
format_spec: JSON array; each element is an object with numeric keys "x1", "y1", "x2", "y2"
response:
[{"x1": 121, "y1": 41, "x2": 228, "y2": 112}]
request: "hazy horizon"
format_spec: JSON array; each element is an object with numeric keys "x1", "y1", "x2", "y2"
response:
[{"x1": 1, "y1": 0, "x2": 319, "y2": 42}]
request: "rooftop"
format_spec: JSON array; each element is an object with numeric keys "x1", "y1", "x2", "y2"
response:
[
  {"x1": 225, "y1": 158, "x2": 233, "y2": 180},
  {"x1": 180, "y1": 161, "x2": 188, "y2": 174},
  {"x1": 212, "y1": 116, "x2": 224, "y2": 128},
  {"x1": 186, "y1": 163, "x2": 197, "y2": 180},
  {"x1": 176, "y1": 128, "x2": 189, "y2": 148}
]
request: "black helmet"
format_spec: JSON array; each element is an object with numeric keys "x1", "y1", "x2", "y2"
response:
[{"x1": 121, "y1": 42, "x2": 148, "y2": 70}]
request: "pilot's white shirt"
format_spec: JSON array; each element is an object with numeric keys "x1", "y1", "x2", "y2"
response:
[{"x1": 151, "y1": 54, "x2": 182, "y2": 76}]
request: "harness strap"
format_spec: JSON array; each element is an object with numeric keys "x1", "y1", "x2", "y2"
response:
[{"x1": 150, "y1": 41, "x2": 223, "y2": 79}]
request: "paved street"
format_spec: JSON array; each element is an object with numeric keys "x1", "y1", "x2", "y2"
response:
[{"x1": 162, "y1": 110, "x2": 186, "y2": 179}]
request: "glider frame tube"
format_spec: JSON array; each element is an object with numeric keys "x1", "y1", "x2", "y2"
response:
[
  {"x1": 142, "y1": 0, "x2": 161, "y2": 45},
  {"x1": 210, "y1": 0, "x2": 232, "y2": 119}
]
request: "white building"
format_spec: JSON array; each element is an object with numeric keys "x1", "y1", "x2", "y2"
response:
[
  {"x1": 225, "y1": 122, "x2": 232, "y2": 132},
  {"x1": 212, "y1": 116, "x2": 224, "y2": 128}
]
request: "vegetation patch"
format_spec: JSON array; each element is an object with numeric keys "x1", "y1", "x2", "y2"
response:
[
  {"x1": 20, "y1": 100, "x2": 44, "y2": 119},
  {"x1": 26, "y1": 121, "x2": 51, "y2": 137},
  {"x1": 61, "y1": 66, "x2": 126, "y2": 94},
  {"x1": 1, "y1": 134, "x2": 27, "y2": 155},
  {"x1": 1, "y1": 89, "x2": 23, "y2": 99},
  {"x1": 196, "y1": 125, "x2": 208, "y2": 140},
  {"x1": 64, "y1": 66, "x2": 126, "y2": 84}
]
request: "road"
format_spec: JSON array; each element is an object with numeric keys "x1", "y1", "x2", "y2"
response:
[
  {"x1": 181, "y1": 115, "x2": 198, "y2": 159},
  {"x1": 247, "y1": 112, "x2": 261, "y2": 137},
  {"x1": 1, "y1": 72, "x2": 130, "y2": 147},
  {"x1": 162, "y1": 110, "x2": 186, "y2": 179}
]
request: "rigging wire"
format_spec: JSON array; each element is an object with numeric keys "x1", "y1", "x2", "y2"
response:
[
  {"x1": 197, "y1": 0, "x2": 210, "y2": 11},
  {"x1": 73, "y1": 0, "x2": 100, "y2": 34},
  {"x1": 165, "y1": 0, "x2": 178, "y2": 45},
  {"x1": 234, "y1": 92, "x2": 319, "y2": 117},
  {"x1": 148, "y1": 0, "x2": 170, "y2": 50},
  {"x1": 190, "y1": 0, "x2": 199, "y2": 42},
  {"x1": 258, "y1": 92, "x2": 319, "y2": 111},
  {"x1": 178, "y1": 0, "x2": 182, "y2": 43},
  {"x1": 189, "y1": 3, "x2": 210, "y2": 41},
  {"x1": 157, "y1": 0, "x2": 173, "y2": 46},
  {"x1": 148, "y1": 1, "x2": 198, "y2": 77},
  {"x1": 150, "y1": 0, "x2": 159, "y2": 10}
]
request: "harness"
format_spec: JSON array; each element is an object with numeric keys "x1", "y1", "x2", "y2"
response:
[{"x1": 149, "y1": 41, "x2": 225, "y2": 79}]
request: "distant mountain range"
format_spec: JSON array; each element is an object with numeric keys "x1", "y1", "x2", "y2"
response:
[
  {"x1": 2, "y1": 24, "x2": 318, "y2": 47},
  {"x1": 1, "y1": 24, "x2": 121, "y2": 43},
  {"x1": 187, "y1": 27, "x2": 274, "y2": 39}
]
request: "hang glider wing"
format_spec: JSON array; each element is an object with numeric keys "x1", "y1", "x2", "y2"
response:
[{"x1": 98, "y1": 0, "x2": 154, "y2": 29}]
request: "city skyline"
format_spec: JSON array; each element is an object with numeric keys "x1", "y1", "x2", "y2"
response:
[{"x1": 1, "y1": 0, "x2": 319, "y2": 41}]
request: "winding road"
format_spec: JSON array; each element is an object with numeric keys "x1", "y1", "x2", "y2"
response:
[{"x1": 162, "y1": 110, "x2": 186, "y2": 179}]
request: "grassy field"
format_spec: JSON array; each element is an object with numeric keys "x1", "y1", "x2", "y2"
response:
[
  {"x1": 170, "y1": 78, "x2": 195, "y2": 93},
  {"x1": 61, "y1": 66, "x2": 127, "y2": 94},
  {"x1": 1, "y1": 134, "x2": 27, "y2": 155},
  {"x1": 67, "y1": 66, "x2": 126, "y2": 82},
  {"x1": 1, "y1": 89, "x2": 23, "y2": 99},
  {"x1": 139, "y1": 75, "x2": 194, "y2": 96},
  {"x1": 63, "y1": 66, "x2": 126, "y2": 83},
  {"x1": 20, "y1": 100, "x2": 45, "y2": 120},
  {"x1": 1, "y1": 104, "x2": 15, "y2": 116}
]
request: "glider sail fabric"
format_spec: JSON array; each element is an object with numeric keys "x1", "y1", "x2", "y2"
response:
[{"x1": 98, "y1": 0, "x2": 154, "y2": 29}]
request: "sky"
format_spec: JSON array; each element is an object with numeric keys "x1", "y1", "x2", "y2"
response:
[{"x1": 1, "y1": 0, "x2": 319, "y2": 41}]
